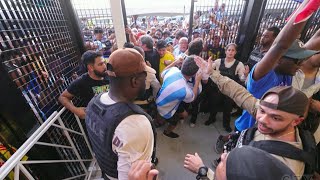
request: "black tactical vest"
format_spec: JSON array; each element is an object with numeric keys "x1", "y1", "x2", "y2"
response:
[
  {"x1": 246, "y1": 47, "x2": 266, "y2": 70},
  {"x1": 219, "y1": 58, "x2": 240, "y2": 82},
  {"x1": 85, "y1": 93, "x2": 157, "y2": 179}
]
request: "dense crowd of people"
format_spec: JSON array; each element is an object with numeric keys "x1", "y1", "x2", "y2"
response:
[{"x1": 57, "y1": 0, "x2": 320, "y2": 179}]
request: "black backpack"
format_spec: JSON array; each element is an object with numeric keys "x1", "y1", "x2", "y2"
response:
[{"x1": 235, "y1": 127, "x2": 319, "y2": 178}]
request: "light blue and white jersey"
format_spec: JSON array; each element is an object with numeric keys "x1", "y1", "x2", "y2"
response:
[{"x1": 156, "y1": 67, "x2": 195, "y2": 119}]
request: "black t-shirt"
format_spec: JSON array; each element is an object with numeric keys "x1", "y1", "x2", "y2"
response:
[
  {"x1": 145, "y1": 48, "x2": 160, "y2": 80},
  {"x1": 207, "y1": 45, "x2": 225, "y2": 60},
  {"x1": 67, "y1": 73, "x2": 109, "y2": 106},
  {"x1": 246, "y1": 47, "x2": 266, "y2": 70}
]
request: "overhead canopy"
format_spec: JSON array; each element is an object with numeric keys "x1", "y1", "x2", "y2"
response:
[{"x1": 126, "y1": 8, "x2": 188, "y2": 16}]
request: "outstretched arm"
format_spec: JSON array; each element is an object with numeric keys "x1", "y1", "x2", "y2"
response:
[
  {"x1": 253, "y1": 0, "x2": 315, "y2": 81},
  {"x1": 304, "y1": 28, "x2": 320, "y2": 50}
]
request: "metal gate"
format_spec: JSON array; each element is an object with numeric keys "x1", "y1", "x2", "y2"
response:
[
  {"x1": 71, "y1": 0, "x2": 114, "y2": 49},
  {"x1": 194, "y1": 0, "x2": 246, "y2": 48},
  {"x1": 302, "y1": 9, "x2": 320, "y2": 42},
  {"x1": 0, "y1": 0, "x2": 91, "y2": 179},
  {"x1": 255, "y1": 0, "x2": 300, "y2": 46}
]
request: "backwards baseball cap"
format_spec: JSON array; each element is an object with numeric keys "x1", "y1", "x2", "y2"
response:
[
  {"x1": 260, "y1": 86, "x2": 308, "y2": 116},
  {"x1": 227, "y1": 146, "x2": 296, "y2": 180},
  {"x1": 107, "y1": 48, "x2": 155, "y2": 77},
  {"x1": 284, "y1": 40, "x2": 319, "y2": 60}
]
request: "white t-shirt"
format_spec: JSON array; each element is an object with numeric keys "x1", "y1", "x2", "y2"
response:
[{"x1": 100, "y1": 92, "x2": 154, "y2": 180}]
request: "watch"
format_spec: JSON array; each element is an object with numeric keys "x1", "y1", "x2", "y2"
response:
[{"x1": 196, "y1": 166, "x2": 208, "y2": 180}]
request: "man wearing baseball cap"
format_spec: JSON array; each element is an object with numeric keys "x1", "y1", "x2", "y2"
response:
[
  {"x1": 207, "y1": 67, "x2": 319, "y2": 178},
  {"x1": 85, "y1": 48, "x2": 157, "y2": 180},
  {"x1": 234, "y1": 3, "x2": 320, "y2": 133}
]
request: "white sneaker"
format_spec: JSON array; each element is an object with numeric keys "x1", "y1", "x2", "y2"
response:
[{"x1": 190, "y1": 123, "x2": 195, "y2": 128}]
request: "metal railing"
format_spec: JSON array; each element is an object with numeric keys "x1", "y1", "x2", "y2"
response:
[{"x1": 0, "y1": 107, "x2": 96, "y2": 180}]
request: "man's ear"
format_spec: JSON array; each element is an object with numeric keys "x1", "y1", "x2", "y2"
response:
[
  {"x1": 87, "y1": 64, "x2": 93, "y2": 72},
  {"x1": 130, "y1": 76, "x2": 138, "y2": 88},
  {"x1": 292, "y1": 116, "x2": 304, "y2": 126}
]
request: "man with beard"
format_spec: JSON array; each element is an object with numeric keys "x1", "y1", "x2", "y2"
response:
[
  {"x1": 85, "y1": 48, "x2": 156, "y2": 180},
  {"x1": 59, "y1": 51, "x2": 109, "y2": 119},
  {"x1": 207, "y1": 71, "x2": 318, "y2": 178},
  {"x1": 215, "y1": 1, "x2": 319, "y2": 153},
  {"x1": 246, "y1": 26, "x2": 280, "y2": 70}
]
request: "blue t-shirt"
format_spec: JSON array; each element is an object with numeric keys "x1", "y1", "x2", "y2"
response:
[{"x1": 235, "y1": 65, "x2": 292, "y2": 131}]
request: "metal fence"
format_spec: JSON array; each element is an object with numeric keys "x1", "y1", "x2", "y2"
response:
[
  {"x1": 255, "y1": 0, "x2": 300, "y2": 46},
  {"x1": 0, "y1": 0, "x2": 81, "y2": 122},
  {"x1": 0, "y1": 108, "x2": 96, "y2": 180},
  {"x1": 0, "y1": 0, "x2": 91, "y2": 179},
  {"x1": 71, "y1": 0, "x2": 114, "y2": 44},
  {"x1": 194, "y1": 0, "x2": 246, "y2": 48},
  {"x1": 302, "y1": 9, "x2": 320, "y2": 42}
]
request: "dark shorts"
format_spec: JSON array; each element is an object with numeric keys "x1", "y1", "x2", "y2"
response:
[{"x1": 166, "y1": 102, "x2": 186, "y2": 126}]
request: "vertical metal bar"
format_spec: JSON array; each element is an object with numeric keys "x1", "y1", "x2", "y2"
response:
[
  {"x1": 109, "y1": 0, "x2": 126, "y2": 48},
  {"x1": 300, "y1": 11, "x2": 317, "y2": 41},
  {"x1": 236, "y1": 0, "x2": 267, "y2": 63},
  {"x1": 58, "y1": 0, "x2": 86, "y2": 54},
  {"x1": 57, "y1": 117, "x2": 88, "y2": 174},
  {"x1": 14, "y1": 164, "x2": 20, "y2": 180},
  {"x1": 19, "y1": 164, "x2": 35, "y2": 180},
  {"x1": 120, "y1": 0, "x2": 129, "y2": 42},
  {"x1": 73, "y1": 113, "x2": 94, "y2": 156},
  {"x1": 188, "y1": 0, "x2": 195, "y2": 43}
]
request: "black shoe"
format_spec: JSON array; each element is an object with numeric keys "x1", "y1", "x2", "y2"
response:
[
  {"x1": 163, "y1": 131, "x2": 179, "y2": 138},
  {"x1": 215, "y1": 135, "x2": 225, "y2": 154},
  {"x1": 205, "y1": 119, "x2": 214, "y2": 126},
  {"x1": 224, "y1": 127, "x2": 232, "y2": 133}
]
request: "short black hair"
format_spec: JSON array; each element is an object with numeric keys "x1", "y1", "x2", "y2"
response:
[
  {"x1": 140, "y1": 35, "x2": 154, "y2": 50},
  {"x1": 133, "y1": 46, "x2": 145, "y2": 58},
  {"x1": 175, "y1": 30, "x2": 187, "y2": 39},
  {"x1": 188, "y1": 38, "x2": 203, "y2": 56},
  {"x1": 81, "y1": 50, "x2": 102, "y2": 69},
  {"x1": 267, "y1": 26, "x2": 280, "y2": 38},
  {"x1": 163, "y1": 30, "x2": 171, "y2": 36},
  {"x1": 156, "y1": 39, "x2": 167, "y2": 49},
  {"x1": 123, "y1": 42, "x2": 135, "y2": 48},
  {"x1": 94, "y1": 27, "x2": 103, "y2": 34},
  {"x1": 181, "y1": 55, "x2": 199, "y2": 76}
]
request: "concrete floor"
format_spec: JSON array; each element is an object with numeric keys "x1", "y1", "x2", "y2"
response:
[{"x1": 156, "y1": 112, "x2": 236, "y2": 180}]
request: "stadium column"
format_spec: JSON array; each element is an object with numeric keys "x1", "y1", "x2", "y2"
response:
[
  {"x1": 236, "y1": 0, "x2": 267, "y2": 63},
  {"x1": 109, "y1": 0, "x2": 127, "y2": 48}
]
